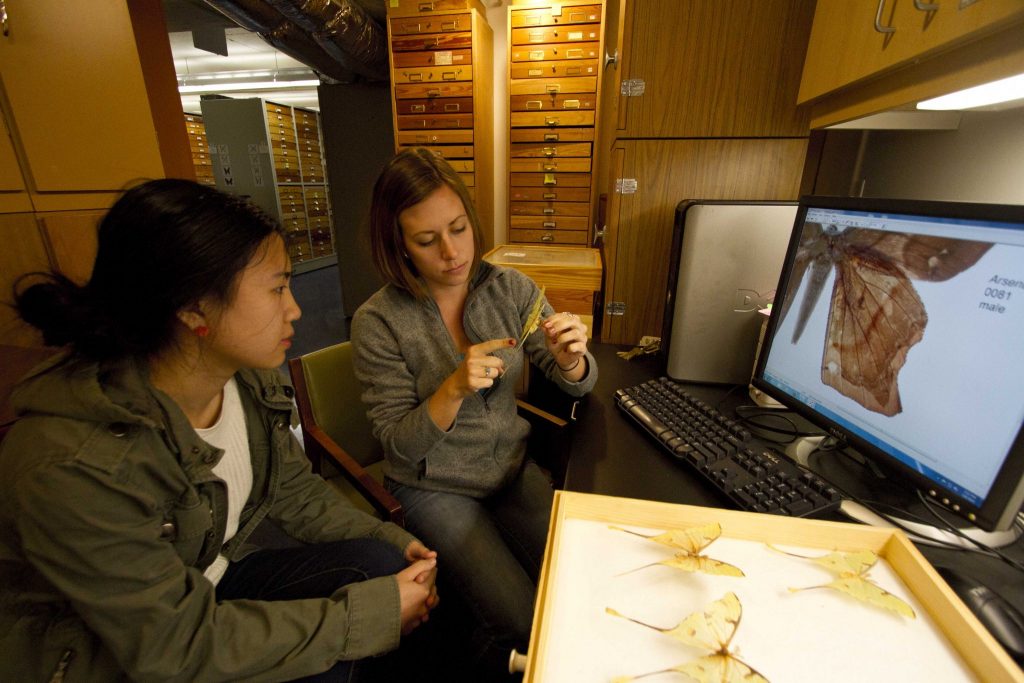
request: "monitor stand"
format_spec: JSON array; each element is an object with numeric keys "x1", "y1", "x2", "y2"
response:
[{"x1": 784, "y1": 436, "x2": 1023, "y2": 550}]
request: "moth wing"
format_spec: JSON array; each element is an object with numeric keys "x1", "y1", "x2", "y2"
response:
[
  {"x1": 827, "y1": 576, "x2": 917, "y2": 619},
  {"x1": 811, "y1": 550, "x2": 878, "y2": 576},
  {"x1": 650, "y1": 522, "x2": 722, "y2": 553},
  {"x1": 821, "y1": 246, "x2": 925, "y2": 416},
  {"x1": 664, "y1": 592, "x2": 742, "y2": 651},
  {"x1": 848, "y1": 231, "x2": 992, "y2": 282},
  {"x1": 519, "y1": 285, "x2": 547, "y2": 343},
  {"x1": 658, "y1": 554, "x2": 744, "y2": 577},
  {"x1": 674, "y1": 654, "x2": 770, "y2": 683}
]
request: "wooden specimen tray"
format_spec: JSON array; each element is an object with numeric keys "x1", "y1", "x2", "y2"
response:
[{"x1": 525, "y1": 491, "x2": 1023, "y2": 682}]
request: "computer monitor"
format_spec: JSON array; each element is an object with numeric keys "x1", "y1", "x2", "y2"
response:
[{"x1": 751, "y1": 195, "x2": 1024, "y2": 533}]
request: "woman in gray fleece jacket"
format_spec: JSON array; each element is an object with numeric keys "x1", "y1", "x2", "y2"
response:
[{"x1": 351, "y1": 148, "x2": 597, "y2": 674}]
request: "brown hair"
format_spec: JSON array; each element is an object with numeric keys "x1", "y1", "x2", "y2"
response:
[{"x1": 369, "y1": 147, "x2": 484, "y2": 300}]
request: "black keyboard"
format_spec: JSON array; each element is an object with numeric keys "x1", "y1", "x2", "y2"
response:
[{"x1": 615, "y1": 377, "x2": 842, "y2": 518}]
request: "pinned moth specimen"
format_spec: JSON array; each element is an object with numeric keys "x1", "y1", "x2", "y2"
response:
[
  {"x1": 777, "y1": 223, "x2": 991, "y2": 416},
  {"x1": 611, "y1": 522, "x2": 744, "y2": 577},
  {"x1": 606, "y1": 592, "x2": 769, "y2": 683},
  {"x1": 769, "y1": 546, "x2": 915, "y2": 618},
  {"x1": 518, "y1": 285, "x2": 546, "y2": 347}
]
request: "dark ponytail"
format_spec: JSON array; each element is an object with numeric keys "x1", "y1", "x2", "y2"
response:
[{"x1": 14, "y1": 179, "x2": 284, "y2": 362}]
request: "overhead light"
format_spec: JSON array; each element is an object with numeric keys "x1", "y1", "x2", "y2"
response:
[
  {"x1": 917, "y1": 73, "x2": 1024, "y2": 110},
  {"x1": 179, "y1": 79, "x2": 320, "y2": 94}
]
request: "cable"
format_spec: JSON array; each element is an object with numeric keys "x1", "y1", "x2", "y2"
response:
[
  {"x1": 916, "y1": 491, "x2": 1024, "y2": 574},
  {"x1": 732, "y1": 406, "x2": 821, "y2": 443}
]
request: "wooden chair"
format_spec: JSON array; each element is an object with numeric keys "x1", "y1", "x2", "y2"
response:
[{"x1": 289, "y1": 342, "x2": 575, "y2": 529}]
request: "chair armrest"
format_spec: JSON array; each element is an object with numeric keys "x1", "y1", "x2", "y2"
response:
[
  {"x1": 517, "y1": 398, "x2": 573, "y2": 488},
  {"x1": 302, "y1": 423, "x2": 404, "y2": 527}
]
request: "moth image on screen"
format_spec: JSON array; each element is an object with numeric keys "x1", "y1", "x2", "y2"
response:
[{"x1": 777, "y1": 222, "x2": 992, "y2": 416}]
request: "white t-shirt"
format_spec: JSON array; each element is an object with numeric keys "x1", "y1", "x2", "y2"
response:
[{"x1": 194, "y1": 378, "x2": 253, "y2": 586}]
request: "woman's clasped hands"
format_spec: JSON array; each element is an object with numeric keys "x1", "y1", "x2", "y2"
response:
[{"x1": 397, "y1": 541, "x2": 440, "y2": 635}]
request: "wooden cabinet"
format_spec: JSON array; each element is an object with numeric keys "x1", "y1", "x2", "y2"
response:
[
  {"x1": 184, "y1": 114, "x2": 216, "y2": 187},
  {"x1": 387, "y1": 0, "x2": 494, "y2": 247},
  {"x1": 200, "y1": 99, "x2": 336, "y2": 271},
  {"x1": 597, "y1": 0, "x2": 815, "y2": 344},
  {"x1": 507, "y1": 1, "x2": 606, "y2": 247},
  {"x1": 0, "y1": 0, "x2": 188, "y2": 347},
  {"x1": 799, "y1": 0, "x2": 1024, "y2": 105}
]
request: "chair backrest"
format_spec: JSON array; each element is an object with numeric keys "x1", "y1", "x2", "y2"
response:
[{"x1": 298, "y1": 341, "x2": 384, "y2": 468}]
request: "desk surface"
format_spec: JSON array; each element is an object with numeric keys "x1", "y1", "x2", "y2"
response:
[{"x1": 566, "y1": 342, "x2": 1024, "y2": 616}]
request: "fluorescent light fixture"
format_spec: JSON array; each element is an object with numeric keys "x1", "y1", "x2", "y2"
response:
[
  {"x1": 179, "y1": 79, "x2": 320, "y2": 94},
  {"x1": 917, "y1": 73, "x2": 1024, "y2": 110}
]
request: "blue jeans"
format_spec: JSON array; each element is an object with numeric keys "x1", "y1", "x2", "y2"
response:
[
  {"x1": 387, "y1": 459, "x2": 554, "y2": 662},
  {"x1": 216, "y1": 537, "x2": 407, "y2": 683}
]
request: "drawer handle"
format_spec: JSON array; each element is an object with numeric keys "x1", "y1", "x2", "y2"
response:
[
  {"x1": 543, "y1": 222, "x2": 556, "y2": 228},
  {"x1": 418, "y1": 1, "x2": 434, "y2": 10},
  {"x1": 874, "y1": 0, "x2": 896, "y2": 33},
  {"x1": 424, "y1": 37, "x2": 439, "y2": 48},
  {"x1": 543, "y1": 193, "x2": 556, "y2": 200},
  {"x1": 544, "y1": 116, "x2": 560, "y2": 126},
  {"x1": 541, "y1": 234, "x2": 555, "y2": 242},
  {"x1": 529, "y1": 50, "x2": 545, "y2": 60},
  {"x1": 543, "y1": 164, "x2": 557, "y2": 172},
  {"x1": 563, "y1": 99, "x2": 581, "y2": 109},
  {"x1": 543, "y1": 147, "x2": 555, "y2": 156},
  {"x1": 567, "y1": 67, "x2": 581, "y2": 76},
  {"x1": 543, "y1": 208, "x2": 555, "y2": 215},
  {"x1": 442, "y1": 20, "x2": 458, "y2": 31},
  {"x1": 409, "y1": 73, "x2": 423, "y2": 82},
  {"x1": 427, "y1": 88, "x2": 441, "y2": 97},
  {"x1": 544, "y1": 132, "x2": 559, "y2": 141},
  {"x1": 442, "y1": 70, "x2": 457, "y2": 80},
  {"x1": 566, "y1": 49, "x2": 583, "y2": 59},
  {"x1": 528, "y1": 68, "x2": 543, "y2": 77},
  {"x1": 913, "y1": 0, "x2": 939, "y2": 10},
  {"x1": 443, "y1": 103, "x2": 461, "y2": 112},
  {"x1": 546, "y1": 84, "x2": 561, "y2": 94},
  {"x1": 544, "y1": 173, "x2": 557, "y2": 185},
  {"x1": 526, "y1": 100, "x2": 543, "y2": 110},
  {"x1": 411, "y1": 104, "x2": 426, "y2": 113}
]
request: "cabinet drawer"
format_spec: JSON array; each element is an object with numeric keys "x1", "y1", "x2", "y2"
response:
[
  {"x1": 398, "y1": 129, "x2": 474, "y2": 145},
  {"x1": 510, "y1": 77, "x2": 596, "y2": 96},
  {"x1": 510, "y1": 93, "x2": 596, "y2": 112},
  {"x1": 387, "y1": 0, "x2": 478, "y2": 17},
  {"x1": 447, "y1": 159, "x2": 474, "y2": 173},
  {"x1": 391, "y1": 31, "x2": 473, "y2": 52},
  {"x1": 510, "y1": 201, "x2": 590, "y2": 217},
  {"x1": 396, "y1": 97, "x2": 474, "y2": 114},
  {"x1": 509, "y1": 228, "x2": 588, "y2": 245},
  {"x1": 510, "y1": 215, "x2": 589, "y2": 230},
  {"x1": 509, "y1": 157, "x2": 591, "y2": 173},
  {"x1": 398, "y1": 113, "x2": 475, "y2": 129},
  {"x1": 458, "y1": 172, "x2": 475, "y2": 187},
  {"x1": 509, "y1": 127, "x2": 593, "y2": 143},
  {"x1": 391, "y1": 13, "x2": 472, "y2": 35},
  {"x1": 510, "y1": 111, "x2": 595, "y2": 128},
  {"x1": 510, "y1": 142, "x2": 592, "y2": 158},
  {"x1": 308, "y1": 216, "x2": 332, "y2": 229},
  {"x1": 393, "y1": 64, "x2": 473, "y2": 83},
  {"x1": 510, "y1": 59, "x2": 599, "y2": 79},
  {"x1": 398, "y1": 143, "x2": 474, "y2": 159},
  {"x1": 395, "y1": 81, "x2": 474, "y2": 99},
  {"x1": 509, "y1": 186, "x2": 590, "y2": 202},
  {"x1": 510, "y1": 5, "x2": 602, "y2": 28},
  {"x1": 510, "y1": 172, "x2": 591, "y2": 188},
  {"x1": 283, "y1": 219, "x2": 310, "y2": 235},
  {"x1": 511, "y1": 42, "x2": 599, "y2": 62},
  {"x1": 512, "y1": 26, "x2": 601, "y2": 45},
  {"x1": 393, "y1": 48, "x2": 473, "y2": 68}
]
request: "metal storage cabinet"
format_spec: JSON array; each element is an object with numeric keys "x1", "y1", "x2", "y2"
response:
[
  {"x1": 507, "y1": 1, "x2": 606, "y2": 247},
  {"x1": 387, "y1": 0, "x2": 494, "y2": 248}
]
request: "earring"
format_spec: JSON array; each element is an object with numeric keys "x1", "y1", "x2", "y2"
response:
[{"x1": 194, "y1": 326, "x2": 210, "y2": 338}]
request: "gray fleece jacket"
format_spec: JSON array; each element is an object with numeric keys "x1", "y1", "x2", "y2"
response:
[{"x1": 351, "y1": 262, "x2": 597, "y2": 498}]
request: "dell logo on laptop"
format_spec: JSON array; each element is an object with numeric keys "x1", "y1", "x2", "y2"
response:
[{"x1": 733, "y1": 289, "x2": 774, "y2": 313}]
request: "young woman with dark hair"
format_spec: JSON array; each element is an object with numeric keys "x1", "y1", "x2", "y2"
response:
[
  {"x1": 0, "y1": 178, "x2": 438, "y2": 682},
  {"x1": 351, "y1": 148, "x2": 597, "y2": 676}
]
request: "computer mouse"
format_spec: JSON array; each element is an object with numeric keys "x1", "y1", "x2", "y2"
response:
[{"x1": 937, "y1": 566, "x2": 1024, "y2": 665}]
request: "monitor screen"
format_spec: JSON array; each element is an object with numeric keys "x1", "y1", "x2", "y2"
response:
[{"x1": 752, "y1": 196, "x2": 1024, "y2": 532}]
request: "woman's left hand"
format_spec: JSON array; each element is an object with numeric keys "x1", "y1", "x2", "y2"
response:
[
  {"x1": 404, "y1": 541, "x2": 440, "y2": 611},
  {"x1": 542, "y1": 311, "x2": 588, "y2": 377}
]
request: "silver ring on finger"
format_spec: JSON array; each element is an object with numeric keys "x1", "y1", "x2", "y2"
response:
[{"x1": 484, "y1": 366, "x2": 491, "y2": 378}]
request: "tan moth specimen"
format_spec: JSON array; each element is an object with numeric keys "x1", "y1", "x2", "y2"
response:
[
  {"x1": 606, "y1": 592, "x2": 769, "y2": 683},
  {"x1": 611, "y1": 523, "x2": 745, "y2": 577},
  {"x1": 770, "y1": 546, "x2": 916, "y2": 618},
  {"x1": 518, "y1": 285, "x2": 546, "y2": 347},
  {"x1": 778, "y1": 223, "x2": 991, "y2": 416}
]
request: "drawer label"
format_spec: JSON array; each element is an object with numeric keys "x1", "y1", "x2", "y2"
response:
[{"x1": 435, "y1": 51, "x2": 453, "y2": 66}]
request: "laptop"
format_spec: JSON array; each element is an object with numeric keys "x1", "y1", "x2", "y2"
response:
[{"x1": 661, "y1": 200, "x2": 797, "y2": 384}]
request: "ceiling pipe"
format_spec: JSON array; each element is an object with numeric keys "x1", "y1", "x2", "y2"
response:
[{"x1": 201, "y1": 0, "x2": 388, "y2": 83}]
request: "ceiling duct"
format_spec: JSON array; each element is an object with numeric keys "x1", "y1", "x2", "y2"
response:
[{"x1": 201, "y1": 0, "x2": 389, "y2": 82}]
